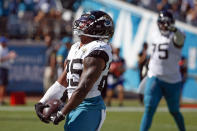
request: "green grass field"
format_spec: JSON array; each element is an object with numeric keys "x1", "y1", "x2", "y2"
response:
[{"x1": 0, "y1": 99, "x2": 197, "y2": 131}]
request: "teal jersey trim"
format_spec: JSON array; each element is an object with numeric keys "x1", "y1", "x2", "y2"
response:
[{"x1": 77, "y1": 95, "x2": 106, "y2": 110}]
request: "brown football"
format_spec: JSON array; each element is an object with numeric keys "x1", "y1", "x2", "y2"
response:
[{"x1": 42, "y1": 99, "x2": 63, "y2": 120}]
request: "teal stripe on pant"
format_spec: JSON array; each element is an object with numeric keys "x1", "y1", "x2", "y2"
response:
[
  {"x1": 64, "y1": 95, "x2": 106, "y2": 131},
  {"x1": 64, "y1": 108, "x2": 101, "y2": 131},
  {"x1": 140, "y1": 76, "x2": 185, "y2": 131}
]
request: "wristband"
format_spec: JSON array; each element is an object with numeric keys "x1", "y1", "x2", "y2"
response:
[
  {"x1": 57, "y1": 111, "x2": 66, "y2": 118},
  {"x1": 40, "y1": 81, "x2": 66, "y2": 104}
]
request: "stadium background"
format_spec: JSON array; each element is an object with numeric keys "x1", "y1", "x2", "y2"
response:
[
  {"x1": 0, "y1": 0, "x2": 197, "y2": 131},
  {"x1": 4, "y1": 0, "x2": 197, "y2": 101}
]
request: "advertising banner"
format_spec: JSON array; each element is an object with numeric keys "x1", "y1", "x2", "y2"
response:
[{"x1": 7, "y1": 45, "x2": 46, "y2": 93}]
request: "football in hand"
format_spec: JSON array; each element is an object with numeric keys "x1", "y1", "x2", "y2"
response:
[{"x1": 42, "y1": 99, "x2": 63, "y2": 120}]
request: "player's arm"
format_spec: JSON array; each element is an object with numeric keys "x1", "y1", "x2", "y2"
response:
[
  {"x1": 39, "y1": 60, "x2": 68, "y2": 104},
  {"x1": 173, "y1": 29, "x2": 185, "y2": 48},
  {"x1": 168, "y1": 26, "x2": 185, "y2": 49},
  {"x1": 0, "y1": 51, "x2": 16, "y2": 62},
  {"x1": 61, "y1": 56, "x2": 105, "y2": 114},
  {"x1": 35, "y1": 61, "x2": 68, "y2": 123},
  {"x1": 119, "y1": 59, "x2": 126, "y2": 74}
]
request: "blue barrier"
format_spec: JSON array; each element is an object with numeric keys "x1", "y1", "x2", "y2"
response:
[{"x1": 7, "y1": 45, "x2": 46, "y2": 93}]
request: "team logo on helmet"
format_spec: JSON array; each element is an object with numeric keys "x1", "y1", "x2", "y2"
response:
[{"x1": 73, "y1": 10, "x2": 114, "y2": 40}]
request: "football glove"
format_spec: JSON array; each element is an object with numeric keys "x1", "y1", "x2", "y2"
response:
[
  {"x1": 35, "y1": 102, "x2": 50, "y2": 123},
  {"x1": 51, "y1": 111, "x2": 65, "y2": 125},
  {"x1": 167, "y1": 25, "x2": 177, "y2": 32}
]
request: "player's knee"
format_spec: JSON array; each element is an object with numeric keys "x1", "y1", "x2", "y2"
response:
[
  {"x1": 169, "y1": 110, "x2": 179, "y2": 117},
  {"x1": 117, "y1": 85, "x2": 123, "y2": 90},
  {"x1": 144, "y1": 106, "x2": 155, "y2": 115}
]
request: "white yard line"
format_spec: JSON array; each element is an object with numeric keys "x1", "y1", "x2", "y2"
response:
[
  {"x1": 0, "y1": 106, "x2": 33, "y2": 111},
  {"x1": 107, "y1": 107, "x2": 197, "y2": 112},
  {"x1": 151, "y1": 123, "x2": 197, "y2": 130},
  {"x1": 0, "y1": 106, "x2": 196, "y2": 112}
]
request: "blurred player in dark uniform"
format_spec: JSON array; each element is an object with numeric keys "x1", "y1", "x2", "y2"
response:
[
  {"x1": 179, "y1": 56, "x2": 188, "y2": 101},
  {"x1": 106, "y1": 47, "x2": 125, "y2": 107},
  {"x1": 138, "y1": 42, "x2": 149, "y2": 105},
  {"x1": 43, "y1": 34, "x2": 57, "y2": 92},
  {"x1": 0, "y1": 37, "x2": 16, "y2": 105},
  {"x1": 56, "y1": 36, "x2": 72, "y2": 77}
]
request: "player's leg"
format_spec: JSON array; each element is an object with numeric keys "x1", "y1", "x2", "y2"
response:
[
  {"x1": 106, "y1": 75, "x2": 116, "y2": 106},
  {"x1": 64, "y1": 108, "x2": 105, "y2": 131},
  {"x1": 117, "y1": 84, "x2": 124, "y2": 106},
  {"x1": 106, "y1": 87, "x2": 113, "y2": 106},
  {"x1": 106, "y1": 83, "x2": 116, "y2": 106},
  {"x1": 138, "y1": 76, "x2": 148, "y2": 105},
  {"x1": 0, "y1": 85, "x2": 5, "y2": 105},
  {"x1": 140, "y1": 77, "x2": 162, "y2": 131},
  {"x1": 117, "y1": 80, "x2": 124, "y2": 106},
  {"x1": 0, "y1": 68, "x2": 8, "y2": 105},
  {"x1": 164, "y1": 82, "x2": 186, "y2": 131}
]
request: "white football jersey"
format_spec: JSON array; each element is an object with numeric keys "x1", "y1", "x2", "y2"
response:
[
  {"x1": 148, "y1": 29, "x2": 182, "y2": 83},
  {"x1": 66, "y1": 40, "x2": 112, "y2": 99},
  {"x1": 0, "y1": 45, "x2": 10, "y2": 68}
]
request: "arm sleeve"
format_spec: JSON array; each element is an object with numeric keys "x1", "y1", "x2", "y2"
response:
[
  {"x1": 173, "y1": 30, "x2": 185, "y2": 48},
  {"x1": 40, "y1": 81, "x2": 66, "y2": 104}
]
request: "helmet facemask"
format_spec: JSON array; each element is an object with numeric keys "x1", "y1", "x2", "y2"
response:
[
  {"x1": 158, "y1": 19, "x2": 171, "y2": 36},
  {"x1": 157, "y1": 11, "x2": 175, "y2": 36}
]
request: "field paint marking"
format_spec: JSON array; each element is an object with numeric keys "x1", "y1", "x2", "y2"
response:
[
  {"x1": 0, "y1": 106, "x2": 197, "y2": 112},
  {"x1": 106, "y1": 107, "x2": 197, "y2": 112},
  {"x1": 0, "y1": 106, "x2": 33, "y2": 111},
  {"x1": 152, "y1": 123, "x2": 197, "y2": 130}
]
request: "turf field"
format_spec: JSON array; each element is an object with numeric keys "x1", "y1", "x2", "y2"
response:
[{"x1": 0, "y1": 99, "x2": 197, "y2": 131}]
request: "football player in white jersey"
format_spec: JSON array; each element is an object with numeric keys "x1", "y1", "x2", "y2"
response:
[
  {"x1": 35, "y1": 10, "x2": 114, "y2": 131},
  {"x1": 140, "y1": 10, "x2": 186, "y2": 131}
]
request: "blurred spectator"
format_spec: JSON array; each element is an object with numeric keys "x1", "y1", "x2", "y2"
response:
[
  {"x1": 0, "y1": 0, "x2": 9, "y2": 35},
  {"x1": 139, "y1": 0, "x2": 157, "y2": 11},
  {"x1": 56, "y1": 36, "x2": 72, "y2": 77},
  {"x1": 186, "y1": 0, "x2": 197, "y2": 26},
  {"x1": 34, "y1": 0, "x2": 62, "y2": 40},
  {"x1": 180, "y1": 0, "x2": 194, "y2": 21},
  {"x1": 157, "y1": 0, "x2": 171, "y2": 11},
  {"x1": 43, "y1": 34, "x2": 57, "y2": 92},
  {"x1": 1, "y1": 0, "x2": 197, "y2": 39},
  {"x1": 179, "y1": 56, "x2": 188, "y2": 100},
  {"x1": 60, "y1": 0, "x2": 82, "y2": 12},
  {"x1": 138, "y1": 42, "x2": 149, "y2": 81},
  {"x1": 0, "y1": 36, "x2": 17, "y2": 105},
  {"x1": 56, "y1": 36, "x2": 73, "y2": 103},
  {"x1": 181, "y1": 0, "x2": 196, "y2": 13},
  {"x1": 35, "y1": 0, "x2": 58, "y2": 14},
  {"x1": 171, "y1": 0, "x2": 184, "y2": 21},
  {"x1": 0, "y1": 0, "x2": 80, "y2": 39},
  {"x1": 106, "y1": 47, "x2": 126, "y2": 107},
  {"x1": 137, "y1": 42, "x2": 149, "y2": 105},
  {"x1": 124, "y1": 0, "x2": 197, "y2": 27},
  {"x1": 125, "y1": 0, "x2": 139, "y2": 5}
]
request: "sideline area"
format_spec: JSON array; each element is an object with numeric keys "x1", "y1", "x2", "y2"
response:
[
  {"x1": 1, "y1": 96, "x2": 197, "y2": 112},
  {"x1": 0, "y1": 106, "x2": 197, "y2": 112}
]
